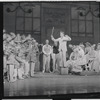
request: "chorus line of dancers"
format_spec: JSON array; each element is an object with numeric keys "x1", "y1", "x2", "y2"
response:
[{"x1": 3, "y1": 29, "x2": 100, "y2": 82}]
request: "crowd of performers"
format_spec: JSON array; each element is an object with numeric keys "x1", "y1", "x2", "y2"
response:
[{"x1": 3, "y1": 29, "x2": 100, "y2": 82}]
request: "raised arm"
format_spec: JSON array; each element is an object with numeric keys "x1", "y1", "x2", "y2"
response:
[{"x1": 51, "y1": 35, "x2": 60, "y2": 42}]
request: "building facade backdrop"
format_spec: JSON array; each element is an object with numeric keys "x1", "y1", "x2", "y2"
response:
[{"x1": 3, "y1": 2, "x2": 100, "y2": 44}]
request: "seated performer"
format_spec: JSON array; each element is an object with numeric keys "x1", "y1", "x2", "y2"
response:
[
  {"x1": 51, "y1": 31, "x2": 71, "y2": 67},
  {"x1": 42, "y1": 40, "x2": 52, "y2": 73},
  {"x1": 51, "y1": 41, "x2": 60, "y2": 73},
  {"x1": 65, "y1": 45, "x2": 86, "y2": 74},
  {"x1": 85, "y1": 43, "x2": 96, "y2": 71}
]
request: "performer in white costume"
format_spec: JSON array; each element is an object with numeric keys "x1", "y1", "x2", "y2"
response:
[
  {"x1": 42, "y1": 40, "x2": 52, "y2": 73},
  {"x1": 65, "y1": 45, "x2": 87, "y2": 73},
  {"x1": 51, "y1": 31, "x2": 71, "y2": 67},
  {"x1": 6, "y1": 46, "x2": 19, "y2": 82}
]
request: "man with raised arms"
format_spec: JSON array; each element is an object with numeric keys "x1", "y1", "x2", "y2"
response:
[{"x1": 51, "y1": 31, "x2": 71, "y2": 67}]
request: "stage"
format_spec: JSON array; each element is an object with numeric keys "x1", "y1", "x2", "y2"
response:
[{"x1": 4, "y1": 72, "x2": 100, "y2": 97}]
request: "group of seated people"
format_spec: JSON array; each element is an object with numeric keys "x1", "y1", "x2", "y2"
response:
[
  {"x1": 3, "y1": 29, "x2": 100, "y2": 83},
  {"x1": 65, "y1": 42, "x2": 100, "y2": 74}
]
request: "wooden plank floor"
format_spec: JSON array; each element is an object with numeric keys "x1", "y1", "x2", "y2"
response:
[{"x1": 4, "y1": 72, "x2": 100, "y2": 96}]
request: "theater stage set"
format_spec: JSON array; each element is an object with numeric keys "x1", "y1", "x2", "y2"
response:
[
  {"x1": 4, "y1": 72, "x2": 100, "y2": 97},
  {"x1": 3, "y1": 2, "x2": 100, "y2": 97}
]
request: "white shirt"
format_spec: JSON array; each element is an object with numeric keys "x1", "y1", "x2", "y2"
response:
[
  {"x1": 53, "y1": 35, "x2": 71, "y2": 51},
  {"x1": 42, "y1": 44, "x2": 52, "y2": 55}
]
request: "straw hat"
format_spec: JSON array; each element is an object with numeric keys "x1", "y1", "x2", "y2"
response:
[
  {"x1": 85, "y1": 42, "x2": 91, "y2": 47},
  {"x1": 14, "y1": 37, "x2": 22, "y2": 43},
  {"x1": 10, "y1": 32, "x2": 16, "y2": 39},
  {"x1": 6, "y1": 34, "x2": 12, "y2": 42}
]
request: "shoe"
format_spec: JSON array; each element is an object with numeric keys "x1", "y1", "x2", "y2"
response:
[
  {"x1": 31, "y1": 75, "x2": 34, "y2": 77},
  {"x1": 42, "y1": 70, "x2": 45, "y2": 73}
]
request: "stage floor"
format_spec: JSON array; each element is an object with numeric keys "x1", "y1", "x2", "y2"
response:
[{"x1": 4, "y1": 72, "x2": 100, "y2": 96}]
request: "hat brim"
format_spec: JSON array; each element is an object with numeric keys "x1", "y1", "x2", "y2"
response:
[{"x1": 85, "y1": 42, "x2": 91, "y2": 46}]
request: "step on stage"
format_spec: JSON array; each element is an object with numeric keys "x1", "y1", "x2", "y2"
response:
[{"x1": 4, "y1": 72, "x2": 100, "y2": 97}]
